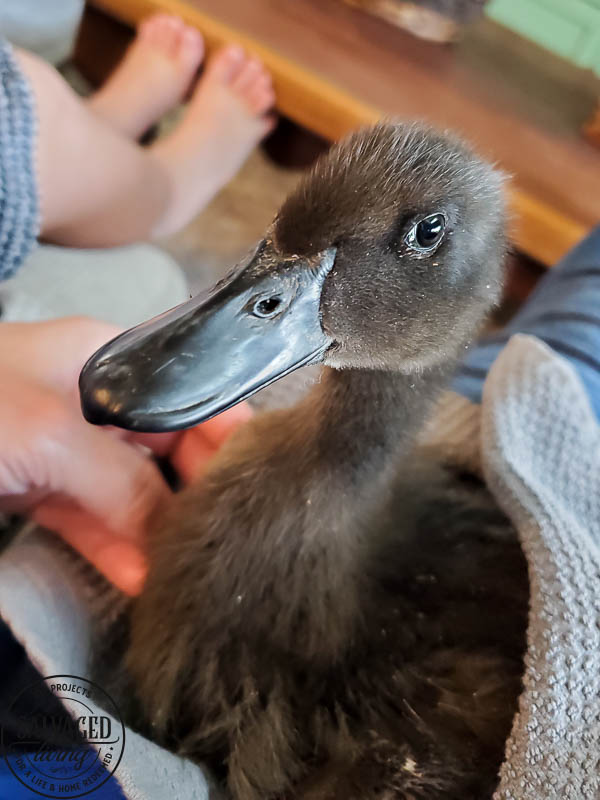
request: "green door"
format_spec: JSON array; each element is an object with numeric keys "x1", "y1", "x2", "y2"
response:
[{"x1": 486, "y1": 0, "x2": 600, "y2": 76}]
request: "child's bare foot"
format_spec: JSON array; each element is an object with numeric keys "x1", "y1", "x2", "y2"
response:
[
  {"x1": 90, "y1": 14, "x2": 204, "y2": 139},
  {"x1": 152, "y1": 45, "x2": 276, "y2": 236}
]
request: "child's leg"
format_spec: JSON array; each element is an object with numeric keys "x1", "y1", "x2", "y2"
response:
[
  {"x1": 15, "y1": 42, "x2": 274, "y2": 247},
  {"x1": 453, "y1": 226, "x2": 600, "y2": 419},
  {"x1": 17, "y1": 46, "x2": 170, "y2": 247},
  {"x1": 149, "y1": 46, "x2": 275, "y2": 237}
]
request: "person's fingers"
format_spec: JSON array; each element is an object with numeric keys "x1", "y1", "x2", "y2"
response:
[
  {"x1": 33, "y1": 500, "x2": 147, "y2": 595},
  {"x1": 48, "y1": 417, "x2": 170, "y2": 538},
  {"x1": 171, "y1": 404, "x2": 253, "y2": 483},
  {"x1": 3, "y1": 318, "x2": 120, "y2": 392},
  {"x1": 193, "y1": 403, "x2": 253, "y2": 447},
  {"x1": 91, "y1": 426, "x2": 181, "y2": 460},
  {"x1": 123, "y1": 405, "x2": 251, "y2": 463},
  {"x1": 170, "y1": 428, "x2": 217, "y2": 484},
  {"x1": 125, "y1": 430, "x2": 182, "y2": 457},
  {"x1": 0, "y1": 488, "x2": 48, "y2": 514}
]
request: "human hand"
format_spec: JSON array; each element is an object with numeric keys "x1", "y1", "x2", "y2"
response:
[{"x1": 0, "y1": 317, "x2": 250, "y2": 594}]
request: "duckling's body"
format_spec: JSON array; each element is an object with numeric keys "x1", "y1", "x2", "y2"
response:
[
  {"x1": 82, "y1": 123, "x2": 529, "y2": 799},
  {"x1": 129, "y1": 377, "x2": 527, "y2": 799}
]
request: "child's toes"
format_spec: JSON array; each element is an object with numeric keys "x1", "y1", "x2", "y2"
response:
[
  {"x1": 138, "y1": 13, "x2": 165, "y2": 41},
  {"x1": 176, "y1": 26, "x2": 204, "y2": 68},
  {"x1": 144, "y1": 14, "x2": 184, "y2": 55},
  {"x1": 260, "y1": 113, "x2": 277, "y2": 137},
  {"x1": 247, "y1": 85, "x2": 276, "y2": 116},
  {"x1": 232, "y1": 59, "x2": 265, "y2": 95},
  {"x1": 206, "y1": 45, "x2": 247, "y2": 85},
  {"x1": 163, "y1": 17, "x2": 185, "y2": 57},
  {"x1": 139, "y1": 14, "x2": 168, "y2": 44},
  {"x1": 255, "y1": 75, "x2": 274, "y2": 103}
]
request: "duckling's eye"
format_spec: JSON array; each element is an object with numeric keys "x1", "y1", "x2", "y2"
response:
[
  {"x1": 253, "y1": 296, "x2": 282, "y2": 318},
  {"x1": 405, "y1": 213, "x2": 447, "y2": 255}
]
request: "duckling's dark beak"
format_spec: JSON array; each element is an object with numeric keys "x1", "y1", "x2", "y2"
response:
[{"x1": 79, "y1": 242, "x2": 336, "y2": 432}]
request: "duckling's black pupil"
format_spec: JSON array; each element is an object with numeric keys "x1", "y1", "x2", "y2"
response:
[
  {"x1": 416, "y1": 214, "x2": 445, "y2": 248},
  {"x1": 254, "y1": 297, "x2": 281, "y2": 317}
]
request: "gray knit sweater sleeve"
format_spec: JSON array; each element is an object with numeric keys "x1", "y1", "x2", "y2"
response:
[{"x1": 0, "y1": 36, "x2": 39, "y2": 281}]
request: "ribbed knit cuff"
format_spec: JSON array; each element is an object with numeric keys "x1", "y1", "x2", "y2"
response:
[{"x1": 0, "y1": 37, "x2": 39, "y2": 281}]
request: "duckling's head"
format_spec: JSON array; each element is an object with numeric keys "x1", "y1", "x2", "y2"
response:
[
  {"x1": 79, "y1": 122, "x2": 506, "y2": 432},
  {"x1": 275, "y1": 122, "x2": 506, "y2": 371}
]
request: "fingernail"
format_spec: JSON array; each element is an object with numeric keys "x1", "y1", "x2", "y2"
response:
[
  {"x1": 104, "y1": 543, "x2": 148, "y2": 596},
  {"x1": 184, "y1": 28, "x2": 202, "y2": 42},
  {"x1": 121, "y1": 557, "x2": 147, "y2": 596}
]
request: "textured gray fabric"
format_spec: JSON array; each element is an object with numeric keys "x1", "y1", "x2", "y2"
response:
[
  {"x1": 483, "y1": 337, "x2": 600, "y2": 799},
  {"x1": 0, "y1": 37, "x2": 38, "y2": 281},
  {"x1": 425, "y1": 336, "x2": 600, "y2": 798},
  {"x1": 0, "y1": 334, "x2": 598, "y2": 798},
  {"x1": 0, "y1": 525, "x2": 215, "y2": 800}
]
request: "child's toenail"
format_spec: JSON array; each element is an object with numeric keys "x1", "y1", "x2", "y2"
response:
[{"x1": 226, "y1": 45, "x2": 244, "y2": 60}]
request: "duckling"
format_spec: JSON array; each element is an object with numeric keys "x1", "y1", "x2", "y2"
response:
[{"x1": 80, "y1": 122, "x2": 529, "y2": 800}]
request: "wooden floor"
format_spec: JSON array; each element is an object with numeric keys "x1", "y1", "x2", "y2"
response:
[{"x1": 90, "y1": 0, "x2": 599, "y2": 266}]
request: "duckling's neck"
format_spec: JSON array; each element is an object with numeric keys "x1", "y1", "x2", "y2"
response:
[
  {"x1": 308, "y1": 363, "x2": 450, "y2": 479},
  {"x1": 265, "y1": 361, "x2": 453, "y2": 661}
]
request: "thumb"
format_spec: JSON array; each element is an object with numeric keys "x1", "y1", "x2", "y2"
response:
[{"x1": 33, "y1": 500, "x2": 147, "y2": 596}]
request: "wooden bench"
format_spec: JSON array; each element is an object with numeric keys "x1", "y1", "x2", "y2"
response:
[{"x1": 86, "y1": 0, "x2": 600, "y2": 266}]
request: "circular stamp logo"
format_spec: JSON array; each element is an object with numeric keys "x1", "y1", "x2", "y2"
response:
[{"x1": 1, "y1": 674, "x2": 125, "y2": 798}]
